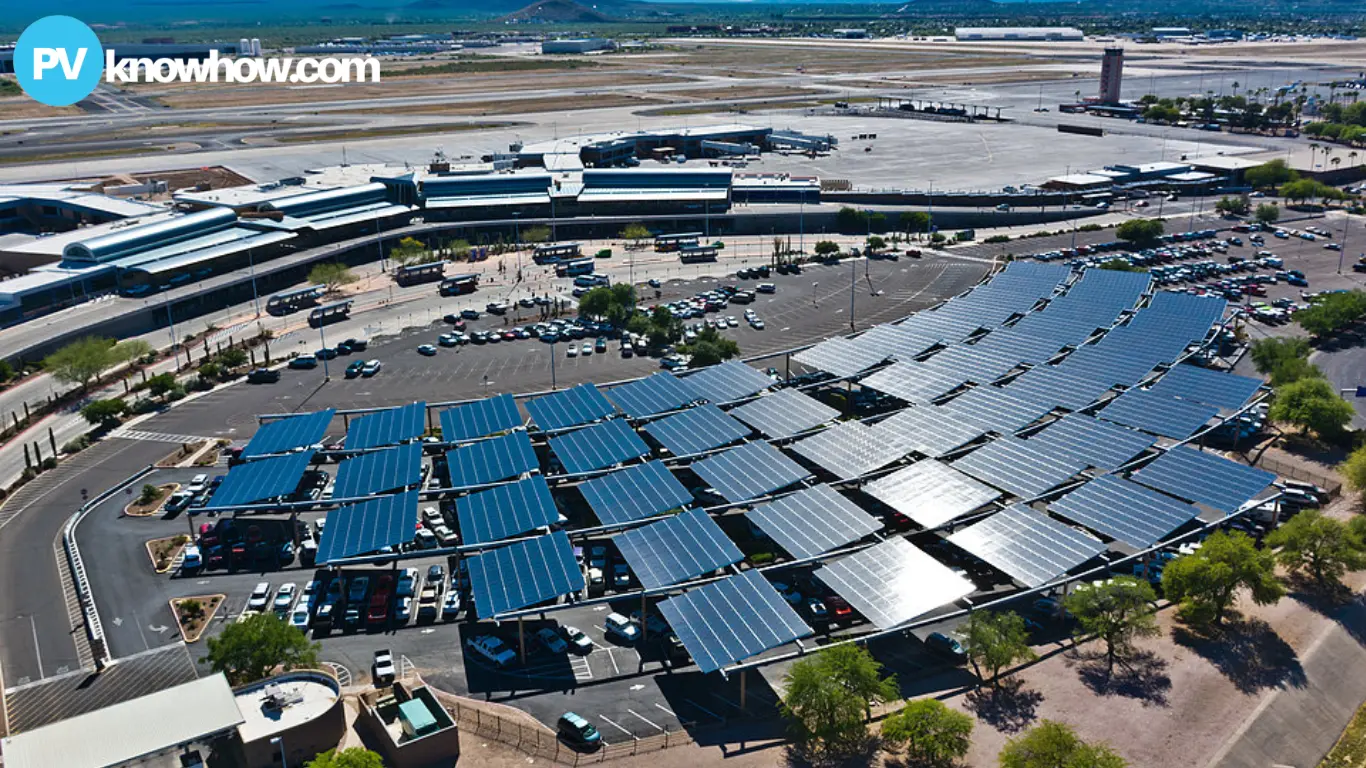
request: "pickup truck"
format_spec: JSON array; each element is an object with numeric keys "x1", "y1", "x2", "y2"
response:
[{"x1": 417, "y1": 585, "x2": 439, "y2": 621}]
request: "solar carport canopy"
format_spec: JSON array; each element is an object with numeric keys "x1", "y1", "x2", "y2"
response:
[
  {"x1": 1024, "y1": 414, "x2": 1156, "y2": 471},
  {"x1": 1131, "y1": 445, "x2": 1276, "y2": 513},
  {"x1": 789, "y1": 420, "x2": 908, "y2": 480},
  {"x1": 816, "y1": 537, "x2": 975, "y2": 629},
  {"x1": 456, "y1": 476, "x2": 559, "y2": 545},
  {"x1": 730, "y1": 388, "x2": 838, "y2": 439},
  {"x1": 1099, "y1": 388, "x2": 1218, "y2": 440},
  {"x1": 332, "y1": 443, "x2": 422, "y2": 499},
  {"x1": 439, "y1": 394, "x2": 522, "y2": 443},
  {"x1": 1147, "y1": 364, "x2": 1263, "y2": 410},
  {"x1": 948, "y1": 504, "x2": 1106, "y2": 588},
  {"x1": 445, "y1": 431, "x2": 538, "y2": 487},
  {"x1": 206, "y1": 451, "x2": 314, "y2": 508},
  {"x1": 468, "y1": 531, "x2": 584, "y2": 619},
  {"x1": 658, "y1": 569, "x2": 813, "y2": 674},
  {"x1": 793, "y1": 336, "x2": 889, "y2": 378},
  {"x1": 613, "y1": 509, "x2": 744, "y2": 590},
  {"x1": 746, "y1": 485, "x2": 881, "y2": 560},
  {"x1": 869, "y1": 407, "x2": 985, "y2": 458},
  {"x1": 679, "y1": 360, "x2": 774, "y2": 403},
  {"x1": 579, "y1": 461, "x2": 692, "y2": 526},
  {"x1": 242, "y1": 409, "x2": 334, "y2": 458},
  {"x1": 1050, "y1": 475, "x2": 1200, "y2": 548},
  {"x1": 548, "y1": 419, "x2": 651, "y2": 474},
  {"x1": 863, "y1": 460, "x2": 1000, "y2": 528},
  {"x1": 344, "y1": 401, "x2": 426, "y2": 450},
  {"x1": 951, "y1": 436, "x2": 1086, "y2": 499},
  {"x1": 643, "y1": 404, "x2": 750, "y2": 457},
  {"x1": 605, "y1": 373, "x2": 698, "y2": 418},
  {"x1": 690, "y1": 441, "x2": 811, "y2": 503},
  {"x1": 526, "y1": 383, "x2": 617, "y2": 431},
  {"x1": 316, "y1": 490, "x2": 418, "y2": 564}
]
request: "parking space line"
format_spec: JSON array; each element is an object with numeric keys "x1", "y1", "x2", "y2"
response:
[
  {"x1": 606, "y1": 648, "x2": 621, "y2": 676},
  {"x1": 598, "y1": 715, "x2": 633, "y2": 737},
  {"x1": 653, "y1": 703, "x2": 677, "y2": 717},
  {"x1": 683, "y1": 698, "x2": 721, "y2": 721},
  {"x1": 709, "y1": 692, "x2": 745, "y2": 712},
  {"x1": 627, "y1": 709, "x2": 665, "y2": 732}
]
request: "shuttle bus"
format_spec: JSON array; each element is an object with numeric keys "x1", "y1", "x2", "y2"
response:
[
  {"x1": 654, "y1": 232, "x2": 703, "y2": 253},
  {"x1": 395, "y1": 262, "x2": 446, "y2": 287},
  {"x1": 555, "y1": 258, "x2": 596, "y2": 278},
  {"x1": 533, "y1": 242, "x2": 582, "y2": 265},
  {"x1": 308, "y1": 300, "x2": 353, "y2": 328},
  {"x1": 679, "y1": 245, "x2": 719, "y2": 263},
  {"x1": 439, "y1": 273, "x2": 480, "y2": 296},
  {"x1": 267, "y1": 285, "x2": 325, "y2": 316}
]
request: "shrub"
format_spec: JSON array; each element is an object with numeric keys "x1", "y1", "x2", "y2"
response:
[{"x1": 62, "y1": 435, "x2": 91, "y2": 454}]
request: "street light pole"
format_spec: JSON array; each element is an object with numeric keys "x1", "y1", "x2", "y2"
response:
[
  {"x1": 247, "y1": 246, "x2": 261, "y2": 317},
  {"x1": 550, "y1": 341, "x2": 558, "y2": 390},
  {"x1": 318, "y1": 323, "x2": 331, "y2": 381},
  {"x1": 849, "y1": 258, "x2": 856, "y2": 332}
]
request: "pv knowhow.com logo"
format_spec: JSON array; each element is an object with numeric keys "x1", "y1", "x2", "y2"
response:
[{"x1": 15, "y1": 15, "x2": 381, "y2": 107}]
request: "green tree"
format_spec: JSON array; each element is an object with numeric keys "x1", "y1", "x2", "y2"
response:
[
  {"x1": 999, "y1": 720, "x2": 1128, "y2": 768},
  {"x1": 204, "y1": 613, "x2": 319, "y2": 685},
  {"x1": 900, "y1": 210, "x2": 932, "y2": 235},
  {"x1": 521, "y1": 225, "x2": 551, "y2": 244},
  {"x1": 1254, "y1": 203, "x2": 1281, "y2": 225},
  {"x1": 1249, "y1": 337, "x2": 1310, "y2": 376},
  {"x1": 578, "y1": 284, "x2": 636, "y2": 326},
  {"x1": 139, "y1": 483, "x2": 161, "y2": 505},
  {"x1": 146, "y1": 372, "x2": 178, "y2": 398},
  {"x1": 963, "y1": 610, "x2": 1036, "y2": 689},
  {"x1": 1214, "y1": 195, "x2": 1250, "y2": 216},
  {"x1": 835, "y1": 207, "x2": 869, "y2": 234},
  {"x1": 620, "y1": 223, "x2": 651, "y2": 249},
  {"x1": 111, "y1": 339, "x2": 153, "y2": 366},
  {"x1": 308, "y1": 263, "x2": 357, "y2": 293},
  {"x1": 1115, "y1": 218, "x2": 1165, "y2": 244},
  {"x1": 1265, "y1": 509, "x2": 1366, "y2": 588},
  {"x1": 81, "y1": 398, "x2": 127, "y2": 428},
  {"x1": 1268, "y1": 377, "x2": 1354, "y2": 440},
  {"x1": 814, "y1": 240, "x2": 841, "y2": 257},
  {"x1": 1244, "y1": 159, "x2": 1298, "y2": 189},
  {"x1": 218, "y1": 347, "x2": 248, "y2": 368},
  {"x1": 866, "y1": 235, "x2": 887, "y2": 252},
  {"x1": 781, "y1": 645, "x2": 898, "y2": 755},
  {"x1": 1340, "y1": 446, "x2": 1366, "y2": 499},
  {"x1": 1162, "y1": 530, "x2": 1284, "y2": 626},
  {"x1": 1097, "y1": 258, "x2": 1145, "y2": 273},
  {"x1": 0, "y1": 358, "x2": 13, "y2": 383},
  {"x1": 680, "y1": 327, "x2": 740, "y2": 368},
  {"x1": 305, "y1": 748, "x2": 385, "y2": 768},
  {"x1": 44, "y1": 336, "x2": 116, "y2": 391},
  {"x1": 1064, "y1": 577, "x2": 1159, "y2": 674},
  {"x1": 388, "y1": 236, "x2": 429, "y2": 266},
  {"x1": 880, "y1": 699, "x2": 973, "y2": 767}
]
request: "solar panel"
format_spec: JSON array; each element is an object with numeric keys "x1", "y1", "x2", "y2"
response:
[
  {"x1": 788, "y1": 421, "x2": 908, "y2": 480},
  {"x1": 605, "y1": 373, "x2": 698, "y2": 418},
  {"x1": 1148, "y1": 365, "x2": 1263, "y2": 410},
  {"x1": 859, "y1": 361, "x2": 967, "y2": 405},
  {"x1": 613, "y1": 509, "x2": 744, "y2": 590},
  {"x1": 678, "y1": 360, "x2": 775, "y2": 403},
  {"x1": 332, "y1": 443, "x2": 422, "y2": 499},
  {"x1": 316, "y1": 490, "x2": 418, "y2": 564},
  {"x1": 815, "y1": 537, "x2": 975, "y2": 629},
  {"x1": 1057, "y1": 346, "x2": 1163, "y2": 388},
  {"x1": 1000, "y1": 366, "x2": 1114, "y2": 412},
  {"x1": 439, "y1": 394, "x2": 522, "y2": 443},
  {"x1": 850, "y1": 324, "x2": 940, "y2": 362},
  {"x1": 468, "y1": 531, "x2": 585, "y2": 619},
  {"x1": 206, "y1": 451, "x2": 314, "y2": 508},
  {"x1": 746, "y1": 485, "x2": 882, "y2": 560},
  {"x1": 456, "y1": 476, "x2": 559, "y2": 545},
  {"x1": 548, "y1": 419, "x2": 651, "y2": 475},
  {"x1": 862, "y1": 460, "x2": 1001, "y2": 528},
  {"x1": 344, "y1": 401, "x2": 426, "y2": 450},
  {"x1": 445, "y1": 431, "x2": 538, "y2": 487},
  {"x1": 924, "y1": 344, "x2": 1024, "y2": 384},
  {"x1": 1099, "y1": 389, "x2": 1218, "y2": 439},
  {"x1": 658, "y1": 570, "x2": 813, "y2": 674},
  {"x1": 947, "y1": 504, "x2": 1106, "y2": 588},
  {"x1": 525, "y1": 383, "x2": 617, "y2": 431},
  {"x1": 869, "y1": 406, "x2": 986, "y2": 458},
  {"x1": 690, "y1": 441, "x2": 811, "y2": 503},
  {"x1": 643, "y1": 404, "x2": 751, "y2": 457},
  {"x1": 793, "y1": 337, "x2": 889, "y2": 378},
  {"x1": 1130, "y1": 445, "x2": 1276, "y2": 513},
  {"x1": 971, "y1": 329, "x2": 1067, "y2": 366},
  {"x1": 939, "y1": 385, "x2": 1055, "y2": 433},
  {"x1": 951, "y1": 436, "x2": 1086, "y2": 499},
  {"x1": 579, "y1": 461, "x2": 692, "y2": 526},
  {"x1": 1051, "y1": 475, "x2": 1200, "y2": 548},
  {"x1": 730, "y1": 388, "x2": 838, "y2": 439},
  {"x1": 242, "y1": 410, "x2": 334, "y2": 458},
  {"x1": 1025, "y1": 414, "x2": 1156, "y2": 470}
]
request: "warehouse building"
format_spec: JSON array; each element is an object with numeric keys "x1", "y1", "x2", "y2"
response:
[
  {"x1": 955, "y1": 27, "x2": 1085, "y2": 42},
  {"x1": 541, "y1": 38, "x2": 616, "y2": 54}
]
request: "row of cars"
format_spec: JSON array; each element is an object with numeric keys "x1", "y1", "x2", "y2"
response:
[
  {"x1": 293, "y1": 564, "x2": 465, "y2": 634},
  {"x1": 182, "y1": 514, "x2": 320, "y2": 573},
  {"x1": 1030, "y1": 229, "x2": 1221, "y2": 263}
]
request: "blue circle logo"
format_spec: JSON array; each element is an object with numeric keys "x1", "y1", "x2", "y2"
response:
[{"x1": 14, "y1": 16, "x2": 105, "y2": 107}]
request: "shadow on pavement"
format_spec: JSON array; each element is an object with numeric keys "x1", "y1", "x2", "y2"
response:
[
  {"x1": 964, "y1": 678, "x2": 1043, "y2": 733},
  {"x1": 1172, "y1": 615, "x2": 1307, "y2": 695},
  {"x1": 1070, "y1": 647, "x2": 1173, "y2": 707}
]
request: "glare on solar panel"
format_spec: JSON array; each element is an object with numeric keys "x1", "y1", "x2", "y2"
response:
[
  {"x1": 729, "y1": 388, "x2": 838, "y2": 439},
  {"x1": 815, "y1": 537, "x2": 974, "y2": 629},
  {"x1": 951, "y1": 436, "x2": 1086, "y2": 498},
  {"x1": 690, "y1": 441, "x2": 810, "y2": 503},
  {"x1": 940, "y1": 385, "x2": 1054, "y2": 433},
  {"x1": 789, "y1": 421, "x2": 908, "y2": 480},
  {"x1": 862, "y1": 460, "x2": 1000, "y2": 528},
  {"x1": 868, "y1": 407, "x2": 986, "y2": 458},
  {"x1": 613, "y1": 509, "x2": 744, "y2": 590},
  {"x1": 859, "y1": 361, "x2": 967, "y2": 405},
  {"x1": 793, "y1": 337, "x2": 889, "y2": 378},
  {"x1": 947, "y1": 504, "x2": 1106, "y2": 587},
  {"x1": 678, "y1": 360, "x2": 774, "y2": 403}
]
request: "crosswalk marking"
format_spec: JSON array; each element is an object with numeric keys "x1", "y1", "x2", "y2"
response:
[{"x1": 108, "y1": 429, "x2": 211, "y2": 444}]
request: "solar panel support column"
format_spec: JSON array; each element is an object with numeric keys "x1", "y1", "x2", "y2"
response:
[
  {"x1": 740, "y1": 668, "x2": 748, "y2": 709},
  {"x1": 518, "y1": 616, "x2": 526, "y2": 664}
]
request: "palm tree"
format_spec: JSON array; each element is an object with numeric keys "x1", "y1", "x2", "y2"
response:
[
  {"x1": 1350, "y1": 150, "x2": 1360, "y2": 167},
  {"x1": 1332, "y1": 157, "x2": 1342, "y2": 171},
  {"x1": 1231, "y1": 81, "x2": 1240, "y2": 99},
  {"x1": 1309, "y1": 142, "x2": 1321, "y2": 169}
]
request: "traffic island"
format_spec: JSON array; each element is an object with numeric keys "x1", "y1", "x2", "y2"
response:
[
  {"x1": 146, "y1": 534, "x2": 191, "y2": 573},
  {"x1": 156, "y1": 441, "x2": 208, "y2": 468},
  {"x1": 124, "y1": 483, "x2": 179, "y2": 516},
  {"x1": 171, "y1": 595, "x2": 224, "y2": 643}
]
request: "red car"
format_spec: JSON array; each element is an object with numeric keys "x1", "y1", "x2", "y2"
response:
[
  {"x1": 826, "y1": 596, "x2": 856, "y2": 623},
  {"x1": 368, "y1": 574, "x2": 396, "y2": 624},
  {"x1": 199, "y1": 523, "x2": 219, "y2": 548}
]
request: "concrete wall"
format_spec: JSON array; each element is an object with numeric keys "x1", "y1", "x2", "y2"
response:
[
  {"x1": 357, "y1": 683, "x2": 461, "y2": 768},
  {"x1": 237, "y1": 672, "x2": 347, "y2": 768}
]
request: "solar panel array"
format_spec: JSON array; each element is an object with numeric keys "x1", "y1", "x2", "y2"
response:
[
  {"x1": 948, "y1": 504, "x2": 1106, "y2": 587},
  {"x1": 658, "y1": 569, "x2": 813, "y2": 674},
  {"x1": 468, "y1": 531, "x2": 584, "y2": 619},
  {"x1": 1025, "y1": 414, "x2": 1156, "y2": 471},
  {"x1": 1099, "y1": 388, "x2": 1219, "y2": 439},
  {"x1": 613, "y1": 509, "x2": 744, "y2": 590},
  {"x1": 951, "y1": 436, "x2": 1086, "y2": 499},
  {"x1": 207, "y1": 450, "x2": 314, "y2": 508},
  {"x1": 849, "y1": 323, "x2": 940, "y2": 362},
  {"x1": 1000, "y1": 366, "x2": 1114, "y2": 412},
  {"x1": 870, "y1": 406, "x2": 986, "y2": 458},
  {"x1": 578, "y1": 461, "x2": 692, "y2": 526},
  {"x1": 439, "y1": 394, "x2": 522, "y2": 443},
  {"x1": 939, "y1": 386, "x2": 1055, "y2": 434},
  {"x1": 793, "y1": 337, "x2": 890, "y2": 378},
  {"x1": 863, "y1": 460, "x2": 1001, "y2": 528},
  {"x1": 525, "y1": 383, "x2": 617, "y2": 431},
  {"x1": 1148, "y1": 364, "x2": 1263, "y2": 410},
  {"x1": 1050, "y1": 474, "x2": 1200, "y2": 548},
  {"x1": 816, "y1": 537, "x2": 975, "y2": 629},
  {"x1": 332, "y1": 443, "x2": 422, "y2": 499},
  {"x1": 456, "y1": 476, "x2": 559, "y2": 545},
  {"x1": 344, "y1": 401, "x2": 426, "y2": 450},
  {"x1": 445, "y1": 431, "x2": 537, "y2": 487},
  {"x1": 746, "y1": 485, "x2": 882, "y2": 560},
  {"x1": 1131, "y1": 445, "x2": 1276, "y2": 513},
  {"x1": 242, "y1": 410, "x2": 334, "y2": 458},
  {"x1": 606, "y1": 372, "x2": 698, "y2": 418},
  {"x1": 316, "y1": 490, "x2": 418, "y2": 564},
  {"x1": 730, "y1": 388, "x2": 838, "y2": 439},
  {"x1": 925, "y1": 344, "x2": 1024, "y2": 385},
  {"x1": 789, "y1": 421, "x2": 908, "y2": 480},
  {"x1": 643, "y1": 404, "x2": 751, "y2": 457},
  {"x1": 860, "y1": 362, "x2": 966, "y2": 405},
  {"x1": 678, "y1": 360, "x2": 775, "y2": 403},
  {"x1": 690, "y1": 441, "x2": 811, "y2": 503},
  {"x1": 548, "y1": 418, "x2": 651, "y2": 474}
]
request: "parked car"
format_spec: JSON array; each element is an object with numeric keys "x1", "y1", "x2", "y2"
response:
[
  {"x1": 603, "y1": 613, "x2": 640, "y2": 643},
  {"x1": 536, "y1": 627, "x2": 569, "y2": 654},
  {"x1": 441, "y1": 591, "x2": 462, "y2": 620},
  {"x1": 563, "y1": 626, "x2": 593, "y2": 654},
  {"x1": 289, "y1": 355, "x2": 318, "y2": 369},
  {"x1": 344, "y1": 361, "x2": 365, "y2": 378},
  {"x1": 273, "y1": 583, "x2": 297, "y2": 616},
  {"x1": 467, "y1": 635, "x2": 517, "y2": 667},
  {"x1": 373, "y1": 649, "x2": 396, "y2": 685},
  {"x1": 247, "y1": 582, "x2": 272, "y2": 612},
  {"x1": 361, "y1": 360, "x2": 383, "y2": 377},
  {"x1": 417, "y1": 344, "x2": 438, "y2": 356},
  {"x1": 924, "y1": 632, "x2": 966, "y2": 662},
  {"x1": 247, "y1": 368, "x2": 281, "y2": 383},
  {"x1": 557, "y1": 712, "x2": 603, "y2": 750},
  {"x1": 164, "y1": 491, "x2": 194, "y2": 513}
]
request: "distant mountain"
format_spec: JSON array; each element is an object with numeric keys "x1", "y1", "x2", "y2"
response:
[{"x1": 499, "y1": 0, "x2": 617, "y2": 22}]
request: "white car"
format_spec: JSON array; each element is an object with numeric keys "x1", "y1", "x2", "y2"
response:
[
  {"x1": 581, "y1": 343, "x2": 593, "y2": 356},
  {"x1": 467, "y1": 635, "x2": 517, "y2": 667},
  {"x1": 247, "y1": 582, "x2": 272, "y2": 612},
  {"x1": 289, "y1": 603, "x2": 311, "y2": 630},
  {"x1": 442, "y1": 591, "x2": 462, "y2": 620},
  {"x1": 564, "y1": 626, "x2": 594, "y2": 654},
  {"x1": 536, "y1": 627, "x2": 569, "y2": 654},
  {"x1": 394, "y1": 597, "x2": 412, "y2": 623},
  {"x1": 604, "y1": 612, "x2": 640, "y2": 643},
  {"x1": 187, "y1": 474, "x2": 208, "y2": 493},
  {"x1": 273, "y1": 583, "x2": 297, "y2": 615},
  {"x1": 567, "y1": 345, "x2": 578, "y2": 358},
  {"x1": 422, "y1": 506, "x2": 444, "y2": 527}
]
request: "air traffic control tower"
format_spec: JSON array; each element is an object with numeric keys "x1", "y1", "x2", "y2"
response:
[{"x1": 1099, "y1": 47, "x2": 1124, "y2": 104}]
